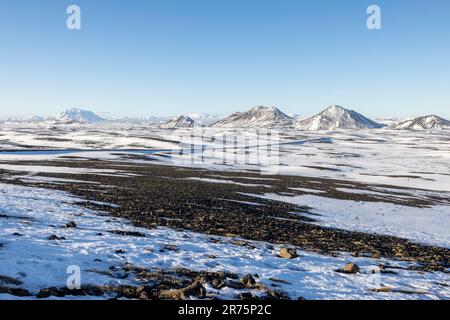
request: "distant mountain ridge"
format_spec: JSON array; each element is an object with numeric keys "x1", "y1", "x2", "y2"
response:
[
  {"x1": 295, "y1": 105, "x2": 384, "y2": 130},
  {"x1": 56, "y1": 108, "x2": 106, "y2": 123},
  {"x1": 212, "y1": 106, "x2": 294, "y2": 128},
  {"x1": 5, "y1": 115, "x2": 45, "y2": 124},
  {"x1": 3, "y1": 106, "x2": 448, "y2": 131},
  {"x1": 388, "y1": 115, "x2": 450, "y2": 130},
  {"x1": 160, "y1": 116, "x2": 196, "y2": 128}
]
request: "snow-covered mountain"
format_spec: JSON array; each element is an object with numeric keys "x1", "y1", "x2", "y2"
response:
[
  {"x1": 388, "y1": 115, "x2": 450, "y2": 130},
  {"x1": 114, "y1": 116, "x2": 170, "y2": 124},
  {"x1": 187, "y1": 113, "x2": 221, "y2": 125},
  {"x1": 5, "y1": 115, "x2": 45, "y2": 124},
  {"x1": 55, "y1": 108, "x2": 106, "y2": 124},
  {"x1": 160, "y1": 116, "x2": 196, "y2": 128},
  {"x1": 212, "y1": 106, "x2": 294, "y2": 128},
  {"x1": 295, "y1": 105, "x2": 384, "y2": 130}
]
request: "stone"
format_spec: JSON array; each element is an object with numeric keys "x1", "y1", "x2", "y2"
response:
[
  {"x1": 37, "y1": 287, "x2": 66, "y2": 298},
  {"x1": 341, "y1": 263, "x2": 360, "y2": 274},
  {"x1": 372, "y1": 251, "x2": 381, "y2": 259},
  {"x1": 109, "y1": 230, "x2": 146, "y2": 237},
  {"x1": 0, "y1": 275, "x2": 23, "y2": 286},
  {"x1": 163, "y1": 244, "x2": 179, "y2": 251},
  {"x1": 238, "y1": 292, "x2": 253, "y2": 300},
  {"x1": 65, "y1": 221, "x2": 77, "y2": 228},
  {"x1": 158, "y1": 281, "x2": 206, "y2": 300},
  {"x1": 0, "y1": 286, "x2": 32, "y2": 297},
  {"x1": 279, "y1": 247, "x2": 298, "y2": 259},
  {"x1": 138, "y1": 291, "x2": 149, "y2": 300},
  {"x1": 240, "y1": 274, "x2": 256, "y2": 287},
  {"x1": 48, "y1": 235, "x2": 66, "y2": 240}
]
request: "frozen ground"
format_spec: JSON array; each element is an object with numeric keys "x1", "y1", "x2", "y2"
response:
[
  {"x1": 247, "y1": 193, "x2": 450, "y2": 248},
  {"x1": 0, "y1": 124, "x2": 449, "y2": 300},
  {"x1": 0, "y1": 183, "x2": 448, "y2": 300},
  {"x1": 1, "y1": 124, "x2": 449, "y2": 191}
]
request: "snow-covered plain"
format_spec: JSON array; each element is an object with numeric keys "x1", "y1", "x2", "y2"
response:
[
  {"x1": 0, "y1": 183, "x2": 449, "y2": 300},
  {"x1": 1, "y1": 126, "x2": 450, "y2": 238},
  {"x1": 2, "y1": 124, "x2": 450, "y2": 191},
  {"x1": 1, "y1": 123, "x2": 449, "y2": 299}
]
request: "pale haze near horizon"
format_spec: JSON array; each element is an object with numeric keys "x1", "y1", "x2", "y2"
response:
[{"x1": 0, "y1": 0, "x2": 449, "y2": 120}]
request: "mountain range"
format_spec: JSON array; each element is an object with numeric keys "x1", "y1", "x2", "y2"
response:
[{"x1": 3, "y1": 107, "x2": 449, "y2": 131}]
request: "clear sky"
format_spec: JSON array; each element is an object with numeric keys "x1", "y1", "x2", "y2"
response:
[{"x1": 0, "y1": 0, "x2": 449, "y2": 119}]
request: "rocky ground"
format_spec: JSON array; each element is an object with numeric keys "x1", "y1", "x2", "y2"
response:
[
  {"x1": 2, "y1": 158, "x2": 449, "y2": 268},
  {"x1": 0, "y1": 265, "x2": 287, "y2": 300},
  {"x1": 0, "y1": 157, "x2": 449, "y2": 299}
]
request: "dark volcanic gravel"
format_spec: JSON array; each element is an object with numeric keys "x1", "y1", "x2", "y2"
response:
[{"x1": 1, "y1": 158, "x2": 449, "y2": 272}]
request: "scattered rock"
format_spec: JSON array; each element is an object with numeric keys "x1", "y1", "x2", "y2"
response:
[
  {"x1": 138, "y1": 291, "x2": 149, "y2": 300},
  {"x1": 264, "y1": 288, "x2": 290, "y2": 300},
  {"x1": 230, "y1": 240, "x2": 256, "y2": 249},
  {"x1": 209, "y1": 278, "x2": 225, "y2": 289},
  {"x1": 372, "y1": 286, "x2": 392, "y2": 293},
  {"x1": 240, "y1": 274, "x2": 256, "y2": 287},
  {"x1": 225, "y1": 280, "x2": 247, "y2": 290},
  {"x1": 37, "y1": 285, "x2": 107, "y2": 299},
  {"x1": 269, "y1": 277, "x2": 292, "y2": 285},
  {"x1": 158, "y1": 281, "x2": 206, "y2": 300},
  {"x1": 64, "y1": 221, "x2": 77, "y2": 228},
  {"x1": 0, "y1": 286, "x2": 32, "y2": 297},
  {"x1": 163, "y1": 244, "x2": 179, "y2": 251},
  {"x1": 48, "y1": 235, "x2": 66, "y2": 241},
  {"x1": 0, "y1": 275, "x2": 23, "y2": 286},
  {"x1": 338, "y1": 263, "x2": 360, "y2": 274},
  {"x1": 372, "y1": 251, "x2": 381, "y2": 259},
  {"x1": 238, "y1": 292, "x2": 254, "y2": 300},
  {"x1": 371, "y1": 286, "x2": 427, "y2": 295},
  {"x1": 37, "y1": 287, "x2": 66, "y2": 298},
  {"x1": 279, "y1": 247, "x2": 298, "y2": 259},
  {"x1": 109, "y1": 230, "x2": 146, "y2": 237}
]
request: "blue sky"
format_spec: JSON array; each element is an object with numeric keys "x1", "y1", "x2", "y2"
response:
[{"x1": 0, "y1": 0, "x2": 449, "y2": 119}]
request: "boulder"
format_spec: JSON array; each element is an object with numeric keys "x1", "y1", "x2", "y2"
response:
[
  {"x1": 158, "y1": 281, "x2": 206, "y2": 300},
  {"x1": 240, "y1": 274, "x2": 256, "y2": 287},
  {"x1": 341, "y1": 263, "x2": 360, "y2": 274},
  {"x1": 279, "y1": 247, "x2": 298, "y2": 259},
  {"x1": 65, "y1": 221, "x2": 77, "y2": 228},
  {"x1": 48, "y1": 235, "x2": 66, "y2": 241}
]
